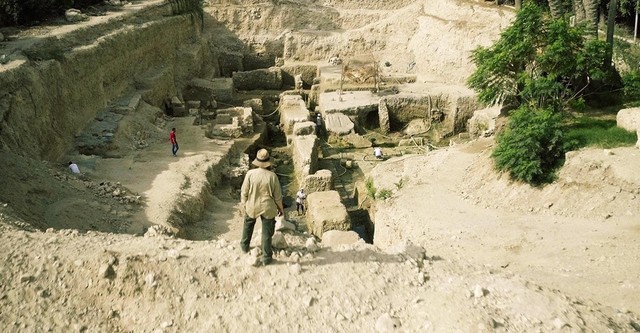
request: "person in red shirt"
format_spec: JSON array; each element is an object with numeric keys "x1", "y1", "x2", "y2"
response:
[{"x1": 169, "y1": 128, "x2": 179, "y2": 156}]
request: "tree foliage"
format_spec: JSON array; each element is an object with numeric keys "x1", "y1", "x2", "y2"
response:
[
  {"x1": 492, "y1": 106, "x2": 566, "y2": 185},
  {"x1": 467, "y1": 2, "x2": 610, "y2": 111}
]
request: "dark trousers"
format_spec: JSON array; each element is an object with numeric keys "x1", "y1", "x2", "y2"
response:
[
  {"x1": 172, "y1": 143, "x2": 179, "y2": 156},
  {"x1": 296, "y1": 202, "x2": 304, "y2": 213},
  {"x1": 241, "y1": 215, "x2": 276, "y2": 262}
]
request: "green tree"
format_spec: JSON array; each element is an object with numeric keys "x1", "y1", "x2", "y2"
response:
[{"x1": 468, "y1": 2, "x2": 609, "y2": 111}]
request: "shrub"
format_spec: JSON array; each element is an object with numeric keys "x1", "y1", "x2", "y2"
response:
[
  {"x1": 622, "y1": 71, "x2": 640, "y2": 100},
  {"x1": 492, "y1": 107, "x2": 565, "y2": 185},
  {"x1": 365, "y1": 178, "x2": 376, "y2": 199},
  {"x1": 376, "y1": 189, "x2": 392, "y2": 200}
]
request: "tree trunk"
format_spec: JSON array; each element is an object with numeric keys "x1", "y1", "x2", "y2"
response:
[
  {"x1": 605, "y1": 0, "x2": 617, "y2": 69},
  {"x1": 548, "y1": 0, "x2": 565, "y2": 18},
  {"x1": 584, "y1": 0, "x2": 599, "y2": 37},
  {"x1": 573, "y1": 0, "x2": 586, "y2": 23}
]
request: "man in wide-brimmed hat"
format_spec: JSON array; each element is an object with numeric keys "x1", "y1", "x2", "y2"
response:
[{"x1": 239, "y1": 148, "x2": 284, "y2": 265}]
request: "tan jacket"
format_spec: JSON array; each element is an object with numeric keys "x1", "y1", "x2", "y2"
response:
[{"x1": 240, "y1": 168, "x2": 283, "y2": 219}]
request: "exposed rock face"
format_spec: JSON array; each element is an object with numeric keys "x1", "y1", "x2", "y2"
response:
[
  {"x1": 279, "y1": 95, "x2": 310, "y2": 134},
  {"x1": 304, "y1": 169, "x2": 333, "y2": 194},
  {"x1": 75, "y1": 111, "x2": 124, "y2": 156},
  {"x1": 0, "y1": 15, "x2": 217, "y2": 160},
  {"x1": 232, "y1": 67, "x2": 283, "y2": 90},
  {"x1": 617, "y1": 107, "x2": 640, "y2": 147},
  {"x1": 306, "y1": 190, "x2": 350, "y2": 237}
]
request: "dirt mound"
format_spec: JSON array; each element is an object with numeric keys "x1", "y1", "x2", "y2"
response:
[
  {"x1": 462, "y1": 145, "x2": 640, "y2": 220},
  {"x1": 1, "y1": 219, "x2": 638, "y2": 332}
]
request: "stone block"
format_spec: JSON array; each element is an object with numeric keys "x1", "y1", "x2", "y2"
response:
[
  {"x1": 243, "y1": 98, "x2": 264, "y2": 114},
  {"x1": 324, "y1": 113, "x2": 354, "y2": 136},
  {"x1": 319, "y1": 91, "x2": 380, "y2": 117},
  {"x1": 232, "y1": 67, "x2": 283, "y2": 90},
  {"x1": 304, "y1": 169, "x2": 333, "y2": 194},
  {"x1": 617, "y1": 107, "x2": 640, "y2": 131},
  {"x1": 186, "y1": 100, "x2": 201, "y2": 109},
  {"x1": 171, "y1": 96, "x2": 183, "y2": 107},
  {"x1": 306, "y1": 191, "x2": 350, "y2": 237},
  {"x1": 292, "y1": 121, "x2": 316, "y2": 136},
  {"x1": 279, "y1": 95, "x2": 310, "y2": 134},
  {"x1": 321, "y1": 230, "x2": 361, "y2": 247},
  {"x1": 617, "y1": 107, "x2": 640, "y2": 148},
  {"x1": 206, "y1": 107, "x2": 253, "y2": 138},
  {"x1": 292, "y1": 135, "x2": 319, "y2": 184}
]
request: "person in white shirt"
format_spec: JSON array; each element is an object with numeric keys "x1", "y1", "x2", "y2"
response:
[
  {"x1": 296, "y1": 188, "x2": 306, "y2": 214},
  {"x1": 68, "y1": 161, "x2": 80, "y2": 174},
  {"x1": 373, "y1": 147, "x2": 383, "y2": 160}
]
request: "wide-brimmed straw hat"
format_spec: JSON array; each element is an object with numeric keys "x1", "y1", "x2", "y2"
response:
[{"x1": 252, "y1": 149, "x2": 272, "y2": 168}]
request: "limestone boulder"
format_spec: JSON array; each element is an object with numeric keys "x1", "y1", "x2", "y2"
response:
[
  {"x1": 468, "y1": 106, "x2": 501, "y2": 138},
  {"x1": 321, "y1": 230, "x2": 360, "y2": 247},
  {"x1": 304, "y1": 169, "x2": 333, "y2": 194},
  {"x1": 306, "y1": 191, "x2": 350, "y2": 237},
  {"x1": 292, "y1": 121, "x2": 316, "y2": 136},
  {"x1": 272, "y1": 232, "x2": 288, "y2": 249},
  {"x1": 617, "y1": 107, "x2": 640, "y2": 147},
  {"x1": 324, "y1": 113, "x2": 354, "y2": 136},
  {"x1": 233, "y1": 67, "x2": 283, "y2": 90}
]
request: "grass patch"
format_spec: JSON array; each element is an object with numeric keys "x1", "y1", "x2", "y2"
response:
[{"x1": 564, "y1": 116, "x2": 637, "y2": 150}]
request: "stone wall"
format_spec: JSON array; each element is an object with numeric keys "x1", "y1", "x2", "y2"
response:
[{"x1": 378, "y1": 92, "x2": 479, "y2": 138}]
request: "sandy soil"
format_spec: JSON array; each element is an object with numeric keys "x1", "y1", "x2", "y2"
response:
[{"x1": 372, "y1": 139, "x2": 640, "y2": 315}]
